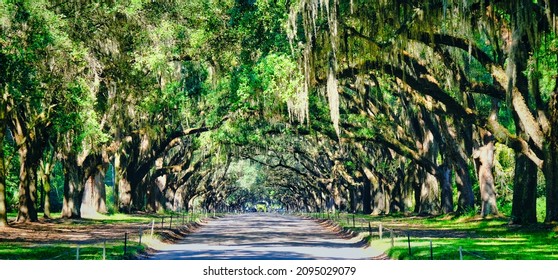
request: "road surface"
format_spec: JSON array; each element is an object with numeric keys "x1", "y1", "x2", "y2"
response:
[{"x1": 148, "y1": 213, "x2": 384, "y2": 260}]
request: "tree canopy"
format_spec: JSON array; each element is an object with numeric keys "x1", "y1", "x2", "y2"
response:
[{"x1": 0, "y1": 0, "x2": 557, "y2": 226}]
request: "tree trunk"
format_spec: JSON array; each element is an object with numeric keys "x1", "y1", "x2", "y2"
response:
[
  {"x1": 402, "y1": 164, "x2": 417, "y2": 212},
  {"x1": 439, "y1": 163, "x2": 454, "y2": 214},
  {"x1": 412, "y1": 168, "x2": 422, "y2": 213},
  {"x1": 511, "y1": 153, "x2": 538, "y2": 224},
  {"x1": 0, "y1": 114, "x2": 7, "y2": 226},
  {"x1": 173, "y1": 184, "x2": 187, "y2": 211},
  {"x1": 361, "y1": 168, "x2": 372, "y2": 214},
  {"x1": 131, "y1": 178, "x2": 147, "y2": 211},
  {"x1": 441, "y1": 116, "x2": 474, "y2": 212},
  {"x1": 371, "y1": 176, "x2": 386, "y2": 215},
  {"x1": 0, "y1": 156, "x2": 7, "y2": 226},
  {"x1": 163, "y1": 183, "x2": 176, "y2": 211},
  {"x1": 39, "y1": 169, "x2": 52, "y2": 219},
  {"x1": 475, "y1": 131, "x2": 498, "y2": 217},
  {"x1": 16, "y1": 147, "x2": 38, "y2": 222},
  {"x1": 147, "y1": 175, "x2": 165, "y2": 212},
  {"x1": 544, "y1": 92, "x2": 558, "y2": 223},
  {"x1": 115, "y1": 153, "x2": 132, "y2": 213},
  {"x1": 37, "y1": 157, "x2": 54, "y2": 219},
  {"x1": 81, "y1": 165, "x2": 108, "y2": 216},
  {"x1": 390, "y1": 167, "x2": 403, "y2": 212},
  {"x1": 418, "y1": 169, "x2": 440, "y2": 215},
  {"x1": 349, "y1": 186, "x2": 357, "y2": 213},
  {"x1": 43, "y1": 185, "x2": 51, "y2": 218},
  {"x1": 453, "y1": 155, "x2": 475, "y2": 213},
  {"x1": 416, "y1": 110, "x2": 440, "y2": 215},
  {"x1": 61, "y1": 158, "x2": 84, "y2": 219}
]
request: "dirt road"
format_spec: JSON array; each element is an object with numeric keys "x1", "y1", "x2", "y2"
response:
[{"x1": 149, "y1": 213, "x2": 384, "y2": 260}]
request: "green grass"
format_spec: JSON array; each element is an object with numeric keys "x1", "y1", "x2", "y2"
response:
[
  {"x1": 6, "y1": 211, "x2": 210, "y2": 225},
  {"x1": 375, "y1": 231, "x2": 558, "y2": 260},
  {"x1": 1, "y1": 211, "x2": 222, "y2": 260},
  {"x1": 7, "y1": 212, "x2": 62, "y2": 219},
  {"x1": 0, "y1": 241, "x2": 146, "y2": 260},
  {"x1": 302, "y1": 211, "x2": 558, "y2": 260}
]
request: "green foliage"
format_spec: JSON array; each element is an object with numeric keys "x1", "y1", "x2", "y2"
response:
[
  {"x1": 494, "y1": 143, "x2": 514, "y2": 211},
  {"x1": 532, "y1": 32, "x2": 558, "y2": 100},
  {"x1": 2, "y1": 139, "x2": 19, "y2": 211},
  {"x1": 255, "y1": 53, "x2": 303, "y2": 105},
  {"x1": 47, "y1": 161, "x2": 64, "y2": 212}
]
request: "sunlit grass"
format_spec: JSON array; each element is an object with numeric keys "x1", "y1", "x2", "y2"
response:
[
  {"x1": 300, "y1": 211, "x2": 558, "y2": 260},
  {"x1": 0, "y1": 211, "x2": 225, "y2": 260},
  {"x1": 370, "y1": 233, "x2": 558, "y2": 260},
  {"x1": 6, "y1": 211, "x2": 211, "y2": 225},
  {"x1": 7, "y1": 212, "x2": 62, "y2": 219},
  {"x1": 0, "y1": 241, "x2": 146, "y2": 260}
]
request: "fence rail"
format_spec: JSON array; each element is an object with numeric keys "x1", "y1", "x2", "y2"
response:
[
  {"x1": 299, "y1": 211, "x2": 490, "y2": 260},
  {"x1": 43, "y1": 210, "x2": 224, "y2": 260}
]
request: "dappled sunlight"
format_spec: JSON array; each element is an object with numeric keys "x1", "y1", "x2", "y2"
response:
[
  {"x1": 150, "y1": 214, "x2": 384, "y2": 260},
  {"x1": 1, "y1": 0, "x2": 557, "y2": 261}
]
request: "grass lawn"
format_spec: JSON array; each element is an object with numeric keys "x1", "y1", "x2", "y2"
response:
[
  {"x1": 0, "y1": 241, "x2": 145, "y2": 260},
  {"x1": 0, "y1": 211, "x2": 216, "y2": 260},
  {"x1": 304, "y1": 212, "x2": 558, "y2": 260}
]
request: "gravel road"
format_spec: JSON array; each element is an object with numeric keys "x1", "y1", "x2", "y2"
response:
[{"x1": 149, "y1": 213, "x2": 384, "y2": 260}]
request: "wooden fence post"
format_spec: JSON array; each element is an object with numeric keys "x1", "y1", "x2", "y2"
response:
[
  {"x1": 430, "y1": 240, "x2": 433, "y2": 260},
  {"x1": 407, "y1": 233, "x2": 412, "y2": 257},
  {"x1": 124, "y1": 232, "x2": 128, "y2": 256}
]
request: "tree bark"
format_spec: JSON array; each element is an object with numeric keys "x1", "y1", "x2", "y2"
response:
[
  {"x1": 371, "y1": 175, "x2": 386, "y2": 215},
  {"x1": 173, "y1": 184, "x2": 187, "y2": 211},
  {"x1": 38, "y1": 164, "x2": 51, "y2": 219},
  {"x1": 131, "y1": 177, "x2": 147, "y2": 211},
  {"x1": 417, "y1": 114, "x2": 440, "y2": 215},
  {"x1": 37, "y1": 154, "x2": 55, "y2": 218},
  {"x1": 61, "y1": 158, "x2": 84, "y2": 219},
  {"x1": 115, "y1": 153, "x2": 132, "y2": 213},
  {"x1": 474, "y1": 131, "x2": 498, "y2": 217},
  {"x1": 81, "y1": 164, "x2": 108, "y2": 216},
  {"x1": 440, "y1": 116, "x2": 475, "y2": 212},
  {"x1": 0, "y1": 112, "x2": 7, "y2": 227},
  {"x1": 361, "y1": 167, "x2": 372, "y2": 214},
  {"x1": 452, "y1": 154, "x2": 475, "y2": 213},
  {"x1": 439, "y1": 163, "x2": 454, "y2": 214},
  {"x1": 390, "y1": 167, "x2": 406, "y2": 212},
  {"x1": 418, "y1": 169, "x2": 440, "y2": 215},
  {"x1": 544, "y1": 91, "x2": 558, "y2": 222},
  {"x1": 511, "y1": 153, "x2": 538, "y2": 224},
  {"x1": 349, "y1": 186, "x2": 357, "y2": 213},
  {"x1": 15, "y1": 146, "x2": 39, "y2": 222},
  {"x1": 147, "y1": 175, "x2": 165, "y2": 212},
  {"x1": 163, "y1": 183, "x2": 176, "y2": 211}
]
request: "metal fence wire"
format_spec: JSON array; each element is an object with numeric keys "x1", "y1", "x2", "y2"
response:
[
  {"x1": 301, "y1": 211, "x2": 490, "y2": 260},
  {"x1": 49, "y1": 211, "x2": 215, "y2": 260}
]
